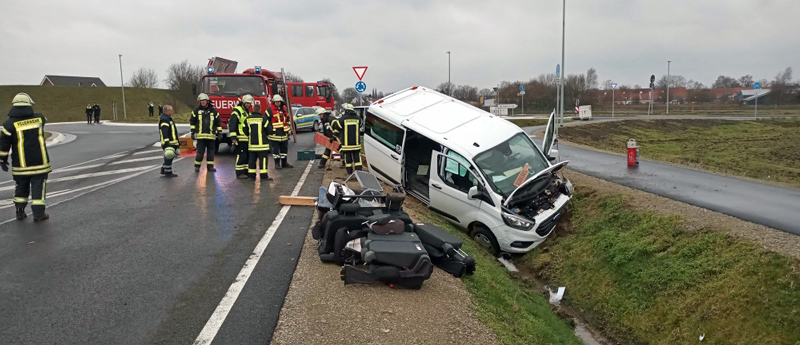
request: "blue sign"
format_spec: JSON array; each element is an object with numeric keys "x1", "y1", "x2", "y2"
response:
[
  {"x1": 520, "y1": 86, "x2": 525, "y2": 92},
  {"x1": 355, "y1": 81, "x2": 367, "y2": 93},
  {"x1": 556, "y1": 64, "x2": 561, "y2": 77},
  {"x1": 754, "y1": 82, "x2": 760, "y2": 89},
  {"x1": 611, "y1": 83, "x2": 617, "y2": 90}
]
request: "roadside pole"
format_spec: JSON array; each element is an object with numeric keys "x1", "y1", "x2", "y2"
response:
[
  {"x1": 118, "y1": 54, "x2": 127, "y2": 120},
  {"x1": 611, "y1": 82, "x2": 617, "y2": 118},
  {"x1": 754, "y1": 82, "x2": 761, "y2": 118},
  {"x1": 281, "y1": 68, "x2": 298, "y2": 143}
]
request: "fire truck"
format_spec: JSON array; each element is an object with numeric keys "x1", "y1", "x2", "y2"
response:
[{"x1": 193, "y1": 58, "x2": 335, "y2": 152}]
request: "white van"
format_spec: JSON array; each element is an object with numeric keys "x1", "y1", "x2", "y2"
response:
[{"x1": 363, "y1": 86, "x2": 574, "y2": 255}]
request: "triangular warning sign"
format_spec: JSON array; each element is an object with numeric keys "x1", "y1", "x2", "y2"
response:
[{"x1": 353, "y1": 66, "x2": 368, "y2": 81}]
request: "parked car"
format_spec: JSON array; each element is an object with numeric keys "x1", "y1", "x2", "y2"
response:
[
  {"x1": 291, "y1": 106, "x2": 321, "y2": 132},
  {"x1": 363, "y1": 86, "x2": 573, "y2": 256}
]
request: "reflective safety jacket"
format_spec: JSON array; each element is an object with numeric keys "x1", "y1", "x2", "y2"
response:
[
  {"x1": 267, "y1": 104, "x2": 290, "y2": 142},
  {"x1": 0, "y1": 106, "x2": 52, "y2": 176},
  {"x1": 331, "y1": 110, "x2": 362, "y2": 151},
  {"x1": 190, "y1": 104, "x2": 221, "y2": 140},
  {"x1": 85, "y1": 105, "x2": 93, "y2": 116},
  {"x1": 228, "y1": 105, "x2": 251, "y2": 142},
  {"x1": 159, "y1": 113, "x2": 179, "y2": 148},
  {"x1": 246, "y1": 112, "x2": 273, "y2": 151}
]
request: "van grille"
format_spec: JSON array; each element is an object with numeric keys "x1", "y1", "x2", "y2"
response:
[{"x1": 535, "y1": 212, "x2": 561, "y2": 237}]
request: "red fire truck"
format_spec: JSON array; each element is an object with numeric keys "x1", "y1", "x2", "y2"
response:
[{"x1": 194, "y1": 60, "x2": 335, "y2": 152}]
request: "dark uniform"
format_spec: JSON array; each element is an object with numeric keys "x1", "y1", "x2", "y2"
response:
[
  {"x1": 92, "y1": 103, "x2": 101, "y2": 124},
  {"x1": 0, "y1": 98, "x2": 52, "y2": 221},
  {"x1": 317, "y1": 110, "x2": 337, "y2": 168},
  {"x1": 190, "y1": 103, "x2": 221, "y2": 171},
  {"x1": 158, "y1": 104, "x2": 163, "y2": 116},
  {"x1": 267, "y1": 102, "x2": 293, "y2": 169},
  {"x1": 159, "y1": 112, "x2": 179, "y2": 177},
  {"x1": 86, "y1": 104, "x2": 93, "y2": 124},
  {"x1": 331, "y1": 109, "x2": 363, "y2": 174},
  {"x1": 149, "y1": 102, "x2": 155, "y2": 117},
  {"x1": 246, "y1": 111, "x2": 273, "y2": 180},
  {"x1": 228, "y1": 103, "x2": 251, "y2": 178}
]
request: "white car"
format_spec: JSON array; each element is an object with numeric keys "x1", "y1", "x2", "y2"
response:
[{"x1": 363, "y1": 86, "x2": 573, "y2": 255}]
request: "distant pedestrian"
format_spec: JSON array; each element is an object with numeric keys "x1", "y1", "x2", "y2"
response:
[
  {"x1": 92, "y1": 102, "x2": 101, "y2": 124},
  {"x1": 159, "y1": 105, "x2": 179, "y2": 178},
  {"x1": 158, "y1": 103, "x2": 163, "y2": 116},
  {"x1": 85, "y1": 104, "x2": 93, "y2": 124},
  {"x1": 148, "y1": 101, "x2": 154, "y2": 117}
]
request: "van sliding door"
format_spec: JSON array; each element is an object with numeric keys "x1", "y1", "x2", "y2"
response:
[{"x1": 363, "y1": 111, "x2": 405, "y2": 186}]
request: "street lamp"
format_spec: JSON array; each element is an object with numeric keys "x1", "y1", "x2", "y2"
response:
[
  {"x1": 118, "y1": 54, "x2": 127, "y2": 120},
  {"x1": 559, "y1": 0, "x2": 566, "y2": 127},
  {"x1": 667, "y1": 60, "x2": 671, "y2": 115},
  {"x1": 446, "y1": 51, "x2": 451, "y2": 96}
]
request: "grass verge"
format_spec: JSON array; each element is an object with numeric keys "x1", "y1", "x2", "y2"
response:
[
  {"x1": 507, "y1": 118, "x2": 572, "y2": 128},
  {"x1": 400, "y1": 196, "x2": 582, "y2": 345},
  {"x1": 560, "y1": 118, "x2": 800, "y2": 187},
  {"x1": 523, "y1": 183, "x2": 800, "y2": 344}
]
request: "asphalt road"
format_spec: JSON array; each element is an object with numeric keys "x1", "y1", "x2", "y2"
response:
[
  {"x1": 0, "y1": 122, "x2": 325, "y2": 344},
  {"x1": 526, "y1": 123, "x2": 800, "y2": 235}
]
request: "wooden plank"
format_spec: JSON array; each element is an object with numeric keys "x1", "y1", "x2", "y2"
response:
[{"x1": 278, "y1": 195, "x2": 317, "y2": 206}]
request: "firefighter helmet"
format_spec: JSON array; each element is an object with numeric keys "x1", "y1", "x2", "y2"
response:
[
  {"x1": 197, "y1": 93, "x2": 210, "y2": 101},
  {"x1": 272, "y1": 95, "x2": 284, "y2": 103},
  {"x1": 12, "y1": 93, "x2": 34, "y2": 106},
  {"x1": 241, "y1": 94, "x2": 255, "y2": 104},
  {"x1": 315, "y1": 107, "x2": 330, "y2": 115},
  {"x1": 343, "y1": 103, "x2": 354, "y2": 111},
  {"x1": 164, "y1": 147, "x2": 176, "y2": 159}
]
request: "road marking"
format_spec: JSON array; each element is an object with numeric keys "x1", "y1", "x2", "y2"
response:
[
  {"x1": 109, "y1": 156, "x2": 163, "y2": 165},
  {"x1": 0, "y1": 158, "x2": 184, "y2": 226},
  {"x1": 0, "y1": 166, "x2": 157, "y2": 192},
  {"x1": 193, "y1": 160, "x2": 315, "y2": 345},
  {"x1": 52, "y1": 163, "x2": 106, "y2": 174},
  {"x1": 133, "y1": 149, "x2": 163, "y2": 155},
  {"x1": 0, "y1": 150, "x2": 133, "y2": 186}
]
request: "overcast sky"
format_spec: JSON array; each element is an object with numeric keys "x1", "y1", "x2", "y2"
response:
[{"x1": 1, "y1": 0, "x2": 797, "y2": 92}]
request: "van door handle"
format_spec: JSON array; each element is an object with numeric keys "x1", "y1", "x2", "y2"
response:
[
  {"x1": 391, "y1": 154, "x2": 398, "y2": 160},
  {"x1": 431, "y1": 183, "x2": 442, "y2": 190}
]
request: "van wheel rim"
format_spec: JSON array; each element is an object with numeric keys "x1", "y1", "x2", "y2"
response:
[{"x1": 474, "y1": 233, "x2": 493, "y2": 250}]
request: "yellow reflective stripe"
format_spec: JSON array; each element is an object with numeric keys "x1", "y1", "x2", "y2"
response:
[
  {"x1": 160, "y1": 123, "x2": 170, "y2": 127},
  {"x1": 13, "y1": 197, "x2": 28, "y2": 203},
  {"x1": 16, "y1": 129, "x2": 25, "y2": 167},
  {"x1": 0, "y1": 150, "x2": 8, "y2": 156},
  {"x1": 13, "y1": 164, "x2": 51, "y2": 171},
  {"x1": 32, "y1": 200, "x2": 45, "y2": 206},
  {"x1": 1, "y1": 127, "x2": 10, "y2": 136},
  {"x1": 38, "y1": 126, "x2": 48, "y2": 165},
  {"x1": 11, "y1": 167, "x2": 52, "y2": 176}
]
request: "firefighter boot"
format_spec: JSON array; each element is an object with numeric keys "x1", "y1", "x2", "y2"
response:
[
  {"x1": 282, "y1": 158, "x2": 294, "y2": 168},
  {"x1": 34, "y1": 213, "x2": 49, "y2": 222},
  {"x1": 160, "y1": 167, "x2": 165, "y2": 175},
  {"x1": 15, "y1": 207, "x2": 26, "y2": 221},
  {"x1": 32, "y1": 205, "x2": 48, "y2": 222},
  {"x1": 260, "y1": 173, "x2": 273, "y2": 181},
  {"x1": 248, "y1": 173, "x2": 256, "y2": 181},
  {"x1": 207, "y1": 165, "x2": 216, "y2": 172},
  {"x1": 318, "y1": 159, "x2": 326, "y2": 169},
  {"x1": 275, "y1": 158, "x2": 282, "y2": 170},
  {"x1": 195, "y1": 166, "x2": 200, "y2": 172}
]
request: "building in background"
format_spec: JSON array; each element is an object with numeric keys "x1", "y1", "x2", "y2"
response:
[{"x1": 40, "y1": 75, "x2": 106, "y2": 87}]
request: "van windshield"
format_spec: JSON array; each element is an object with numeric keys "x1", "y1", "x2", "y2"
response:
[{"x1": 472, "y1": 133, "x2": 550, "y2": 196}]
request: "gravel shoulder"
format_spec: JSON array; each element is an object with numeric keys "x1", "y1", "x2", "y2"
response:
[{"x1": 270, "y1": 167, "x2": 500, "y2": 345}]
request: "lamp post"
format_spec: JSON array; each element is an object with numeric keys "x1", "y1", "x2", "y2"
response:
[
  {"x1": 118, "y1": 54, "x2": 127, "y2": 120},
  {"x1": 559, "y1": 0, "x2": 566, "y2": 126},
  {"x1": 666, "y1": 60, "x2": 671, "y2": 115},
  {"x1": 446, "y1": 51, "x2": 451, "y2": 96}
]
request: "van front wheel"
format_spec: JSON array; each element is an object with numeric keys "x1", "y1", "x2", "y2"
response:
[{"x1": 470, "y1": 225, "x2": 500, "y2": 257}]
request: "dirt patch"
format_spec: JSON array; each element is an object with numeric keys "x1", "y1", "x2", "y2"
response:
[{"x1": 270, "y1": 165, "x2": 500, "y2": 345}]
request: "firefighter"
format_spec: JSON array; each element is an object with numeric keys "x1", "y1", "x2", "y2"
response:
[
  {"x1": 316, "y1": 107, "x2": 336, "y2": 169},
  {"x1": 228, "y1": 95, "x2": 254, "y2": 179},
  {"x1": 190, "y1": 93, "x2": 221, "y2": 172},
  {"x1": 267, "y1": 95, "x2": 293, "y2": 169},
  {"x1": 85, "y1": 104, "x2": 93, "y2": 124},
  {"x1": 246, "y1": 103, "x2": 273, "y2": 181},
  {"x1": 0, "y1": 93, "x2": 51, "y2": 221},
  {"x1": 159, "y1": 105, "x2": 179, "y2": 178},
  {"x1": 148, "y1": 101, "x2": 155, "y2": 117},
  {"x1": 330, "y1": 104, "x2": 363, "y2": 174},
  {"x1": 93, "y1": 102, "x2": 101, "y2": 124},
  {"x1": 158, "y1": 103, "x2": 163, "y2": 116}
]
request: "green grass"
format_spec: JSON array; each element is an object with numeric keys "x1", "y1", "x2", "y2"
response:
[
  {"x1": 0, "y1": 85, "x2": 192, "y2": 123},
  {"x1": 402, "y1": 200, "x2": 582, "y2": 345},
  {"x1": 560, "y1": 118, "x2": 800, "y2": 187},
  {"x1": 523, "y1": 186, "x2": 800, "y2": 345}
]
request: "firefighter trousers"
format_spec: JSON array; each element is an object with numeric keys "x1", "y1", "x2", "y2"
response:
[
  {"x1": 14, "y1": 173, "x2": 47, "y2": 216},
  {"x1": 94, "y1": 113, "x2": 100, "y2": 123},
  {"x1": 270, "y1": 140, "x2": 289, "y2": 159},
  {"x1": 195, "y1": 139, "x2": 216, "y2": 167},
  {"x1": 342, "y1": 149, "x2": 362, "y2": 174},
  {"x1": 248, "y1": 150, "x2": 270, "y2": 178},
  {"x1": 86, "y1": 114, "x2": 92, "y2": 124},
  {"x1": 235, "y1": 141, "x2": 249, "y2": 175},
  {"x1": 319, "y1": 147, "x2": 332, "y2": 167},
  {"x1": 162, "y1": 146, "x2": 177, "y2": 174}
]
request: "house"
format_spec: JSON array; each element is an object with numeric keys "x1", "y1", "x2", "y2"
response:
[
  {"x1": 40, "y1": 75, "x2": 106, "y2": 87},
  {"x1": 738, "y1": 89, "x2": 771, "y2": 105}
]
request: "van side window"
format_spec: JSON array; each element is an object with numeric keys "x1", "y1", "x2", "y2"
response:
[
  {"x1": 444, "y1": 150, "x2": 470, "y2": 176},
  {"x1": 292, "y1": 85, "x2": 303, "y2": 98},
  {"x1": 365, "y1": 111, "x2": 404, "y2": 153},
  {"x1": 438, "y1": 156, "x2": 479, "y2": 193}
]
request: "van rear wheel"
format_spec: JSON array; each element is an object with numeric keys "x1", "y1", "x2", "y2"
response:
[{"x1": 470, "y1": 225, "x2": 500, "y2": 257}]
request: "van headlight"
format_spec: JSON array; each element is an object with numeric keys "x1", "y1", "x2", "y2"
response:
[{"x1": 502, "y1": 212, "x2": 535, "y2": 231}]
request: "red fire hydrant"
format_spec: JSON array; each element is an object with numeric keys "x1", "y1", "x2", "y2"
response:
[{"x1": 627, "y1": 138, "x2": 639, "y2": 166}]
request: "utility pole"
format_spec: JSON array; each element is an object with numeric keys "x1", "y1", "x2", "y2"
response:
[
  {"x1": 559, "y1": 0, "x2": 566, "y2": 127},
  {"x1": 118, "y1": 54, "x2": 127, "y2": 120},
  {"x1": 667, "y1": 60, "x2": 671, "y2": 115},
  {"x1": 447, "y1": 51, "x2": 451, "y2": 96}
]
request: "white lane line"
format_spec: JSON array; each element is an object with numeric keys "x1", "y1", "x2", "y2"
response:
[
  {"x1": 193, "y1": 160, "x2": 315, "y2": 345},
  {"x1": 52, "y1": 163, "x2": 105, "y2": 174},
  {"x1": 133, "y1": 149, "x2": 163, "y2": 155},
  {"x1": 0, "y1": 166, "x2": 157, "y2": 192},
  {"x1": 0, "y1": 158, "x2": 184, "y2": 226},
  {"x1": 0, "y1": 150, "x2": 133, "y2": 186},
  {"x1": 109, "y1": 156, "x2": 163, "y2": 165}
]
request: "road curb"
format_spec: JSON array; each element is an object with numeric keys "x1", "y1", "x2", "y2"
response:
[{"x1": 46, "y1": 131, "x2": 65, "y2": 147}]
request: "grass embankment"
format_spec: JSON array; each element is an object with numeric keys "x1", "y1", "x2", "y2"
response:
[
  {"x1": 523, "y1": 183, "x2": 800, "y2": 344},
  {"x1": 0, "y1": 85, "x2": 191, "y2": 122},
  {"x1": 561, "y1": 119, "x2": 800, "y2": 187},
  {"x1": 588, "y1": 104, "x2": 800, "y2": 116},
  {"x1": 399, "y1": 197, "x2": 582, "y2": 345}
]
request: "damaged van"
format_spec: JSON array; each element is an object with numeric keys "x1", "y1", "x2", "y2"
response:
[{"x1": 363, "y1": 86, "x2": 573, "y2": 255}]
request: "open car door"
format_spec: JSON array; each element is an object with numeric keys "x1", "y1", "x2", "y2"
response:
[{"x1": 541, "y1": 109, "x2": 557, "y2": 158}]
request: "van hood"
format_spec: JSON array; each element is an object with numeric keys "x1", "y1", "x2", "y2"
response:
[{"x1": 502, "y1": 161, "x2": 569, "y2": 208}]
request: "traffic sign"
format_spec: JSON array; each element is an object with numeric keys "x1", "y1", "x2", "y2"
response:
[
  {"x1": 497, "y1": 104, "x2": 518, "y2": 109},
  {"x1": 611, "y1": 83, "x2": 617, "y2": 90},
  {"x1": 754, "y1": 82, "x2": 760, "y2": 89},
  {"x1": 355, "y1": 81, "x2": 367, "y2": 93},
  {"x1": 520, "y1": 86, "x2": 525, "y2": 92},
  {"x1": 556, "y1": 64, "x2": 561, "y2": 77},
  {"x1": 520, "y1": 91, "x2": 526, "y2": 95},
  {"x1": 650, "y1": 74, "x2": 656, "y2": 83},
  {"x1": 353, "y1": 66, "x2": 368, "y2": 81}
]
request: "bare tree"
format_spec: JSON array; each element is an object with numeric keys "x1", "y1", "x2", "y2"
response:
[
  {"x1": 284, "y1": 71, "x2": 303, "y2": 82},
  {"x1": 602, "y1": 79, "x2": 613, "y2": 90},
  {"x1": 586, "y1": 67, "x2": 598, "y2": 90},
  {"x1": 712, "y1": 75, "x2": 741, "y2": 88},
  {"x1": 165, "y1": 60, "x2": 204, "y2": 108},
  {"x1": 739, "y1": 75, "x2": 754, "y2": 88},
  {"x1": 436, "y1": 82, "x2": 455, "y2": 95},
  {"x1": 342, "y1": 87, "x2": 359, "y2": 104},
  {"x1": 129, "y1": 68, "x2": 159, "y2": 88}
]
